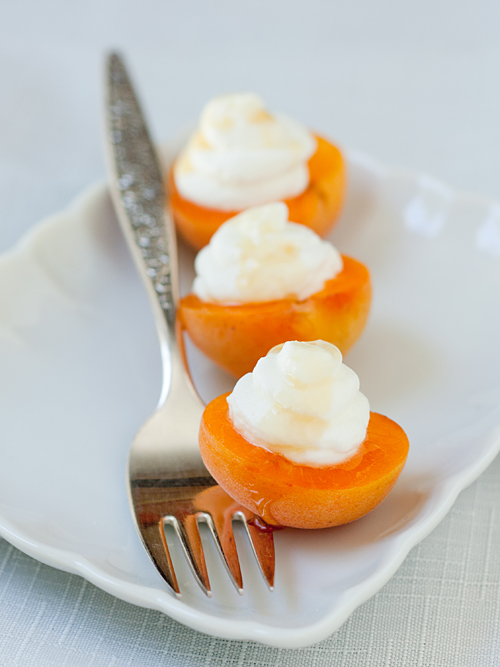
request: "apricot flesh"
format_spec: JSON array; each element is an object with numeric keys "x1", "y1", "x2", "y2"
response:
[
  {"x1": 199, "y1": 394, "x2": 409, "y2": 530},
  {"x1": 168, "y1": 135, "x2": 345, "y2": 250},
  {"x1": 179, "y1": 255, "x2": 371, "y2": 378}
]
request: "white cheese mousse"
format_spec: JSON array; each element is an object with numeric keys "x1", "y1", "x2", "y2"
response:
[
  {"x1": 227, "y1": 340, "x2": 370, "y2": 466},
  {"x1": 192, "y1": 202, "x2": 343, "y2": 304},
  {"x1": 173, "y1": 92, "x2": 317, "y2": 211}
]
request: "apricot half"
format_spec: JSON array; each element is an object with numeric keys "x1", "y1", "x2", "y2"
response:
[
  {"x1": 199, "y1": 394, "x2": 409, "y2": 529},
  {"x1": 169, "y1": 135, "x2": 345, "y2": 250},
  {"x1": 179, "y1": 255, "x2": 371, "y2": 378}
]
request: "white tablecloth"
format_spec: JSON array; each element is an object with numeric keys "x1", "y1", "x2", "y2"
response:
[{"x1": 1, "y1": 1, "x2": 500, "y2": 664}]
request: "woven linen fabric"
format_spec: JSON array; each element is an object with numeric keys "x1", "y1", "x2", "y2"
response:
[{"x1": 0, "y1": 454, "x2": 499, "y2": 666}]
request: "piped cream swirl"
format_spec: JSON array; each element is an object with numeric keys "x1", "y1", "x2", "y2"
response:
[
  {"x1": 174, "y1": 93, "x2": 317, "y2": 210},
  {"x1": 193, "y1": 202, "x2": 342, "y2": 304},
  {"x1": 227, "y1": 341, "x2": 370, "y2": 466}
]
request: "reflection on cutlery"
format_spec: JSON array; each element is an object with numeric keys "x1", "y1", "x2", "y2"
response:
[{"x1": 103, "y1": 52, "x2": 275, "y2": 597}]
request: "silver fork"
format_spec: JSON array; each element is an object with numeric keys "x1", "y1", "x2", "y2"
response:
[{"x1": 103, "y1": 53, "x2": 275, "y2": 597}]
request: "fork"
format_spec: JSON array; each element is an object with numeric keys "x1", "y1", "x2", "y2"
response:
[{"x1": 103, "y1": 53, "x2": 275, "y2": 597}]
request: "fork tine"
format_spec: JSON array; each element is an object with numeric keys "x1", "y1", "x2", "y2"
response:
[
  {"x1": 139, "y1": 523, "x2": 180, "y2": 597},
  {"x1": 234, "y1": 511, "x2": 276, "y2": 591},
  {"x1": 173, "y1": 515, "x2": 212, "y2": 596},
  {"x1": 203, "y1": 512, "x2": 244, "y2": 594},
  {"x1": 192, "y1": 485, "x2": 244, "y2": 593}
]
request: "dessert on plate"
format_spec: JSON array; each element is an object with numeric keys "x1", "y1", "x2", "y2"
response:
[
  {"x1": 179, "y1": 202, "x2": 372, "y2": 377},
  {"x1": 199, "y1": 340, "x2": 409, "y2": 529},
  {"x1": 169, "y1": 92, "x2": 345, "y2": 249}
]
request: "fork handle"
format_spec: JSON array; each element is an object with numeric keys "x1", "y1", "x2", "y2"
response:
[{"x1": 104, "y1": 53, "x2": 196, "y2": 405}]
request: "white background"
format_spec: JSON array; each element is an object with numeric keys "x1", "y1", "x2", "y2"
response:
[{"x1": 1, "y1": 1, "x2": 500, "y2": 664}]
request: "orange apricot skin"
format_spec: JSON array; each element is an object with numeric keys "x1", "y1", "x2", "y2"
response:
[
  {"x1": 199, "y1": 394, "x2": 409, "y2": 530},
  {"x1": 168, "y1": 135, "x2": 346, "y2": 250},
  {"x1": 179, "y1": 255, "x2": 371, "y2": 378}
]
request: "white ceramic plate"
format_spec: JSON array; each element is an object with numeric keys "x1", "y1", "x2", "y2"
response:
[{"x1": 1, "y1": 151, "x2": 500, "y2": 648}]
